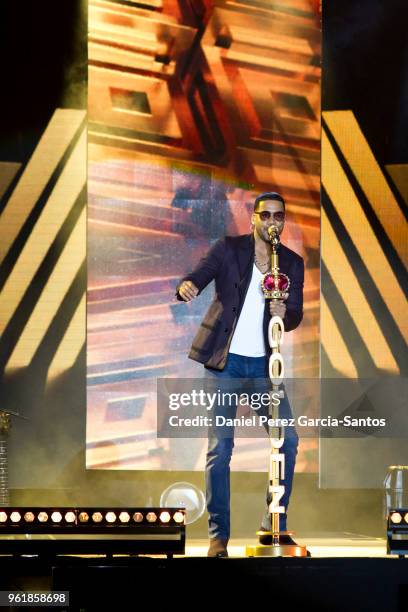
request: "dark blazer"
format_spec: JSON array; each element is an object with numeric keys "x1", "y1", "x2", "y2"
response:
[{"x1": 175, "y1": 233, "x2": 304, "y2": 370}]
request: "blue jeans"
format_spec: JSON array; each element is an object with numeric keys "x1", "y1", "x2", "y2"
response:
[{"x1": 205, "y1": 352, "x2": 299, "y2": 540}]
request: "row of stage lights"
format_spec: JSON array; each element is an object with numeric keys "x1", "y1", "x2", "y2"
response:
[
  {"x1": 0, "y1": 509, "x2": 185, "y2": 526},
  {"x1": 0, "y1": 507, "x2": 186, "y2": 556},
  {"x1": 387, "y1": 509, "x2": 408, "y2": 557},
  {"x1": 389, "y1": 511, "x2": 408, "y2": 525}
]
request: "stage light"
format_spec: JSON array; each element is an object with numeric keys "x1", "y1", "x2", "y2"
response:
[
  {"x1": 160, "y1": 511, "x2": 170, "y2": 523},
  {"x1": 65, "y1": 512, "x2": 76, "y2": 523},
  {"x1": 173, "y1": 511, "x2": 184, "y2": 524},
  {"x1": 390, "y1": 512, "x2": 402, "y2": 524},
  {"x1": 160, "y1": 482, "x2": 205, "y2": 525},
  {"x1": 119, "y1": 512, "x2": 130, "y2": 523},
  {"x1": 0, "y1": 507, "x2": 186, "y2": 557},
  {"x1": 105, "y1": 512, "x2": 116, "y2": 523},
  {"x1": 384, "y1": 466, "x2": 408, "y2": 520},
  {"x1": 387, "y1": 509, "x2": 408, "y2": 557}
]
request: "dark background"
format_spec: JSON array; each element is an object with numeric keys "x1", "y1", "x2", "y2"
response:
[
  {"x1": 0, "y1": 0, "x2": 87, "y2": 164},
  {"x1": 323, "y1": 0, "x2": 408, "y2": 165}
]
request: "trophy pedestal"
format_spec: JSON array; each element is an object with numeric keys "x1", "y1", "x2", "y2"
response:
[
  {"x1": 246, "y1": 543, "x2": 309, "y2": 557},
  {"x1": 246, "y1": 530, "x2": 309, "y2": 558}
]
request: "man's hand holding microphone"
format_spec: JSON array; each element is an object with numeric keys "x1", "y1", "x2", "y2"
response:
[{"x1": 269, "y1": 300, "x2": 286, "y2": 319}]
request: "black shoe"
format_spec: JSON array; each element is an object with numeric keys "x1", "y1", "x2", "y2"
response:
[
  {"x1": 207, "y1": 537, "x2": 229, "y2": 557},
  {"x1": 258, "y1": 528, "x2": 298, "y2": 547},
  {"x1": 279, "y1": 534, "x2": 299, "y2": 546}
]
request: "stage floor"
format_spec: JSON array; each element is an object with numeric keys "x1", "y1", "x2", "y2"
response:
[
  {"x1": 185, "y1": 533, "x2": 389, "y2": 557},
  {"x1": 1, "y1": 537, "x2": 405, "y2": 612}
]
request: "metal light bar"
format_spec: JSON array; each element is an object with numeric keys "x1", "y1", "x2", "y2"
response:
[
  {"x1": 0, "y1": 507, "x2": 185, "y2": 557},
  {"x1": 387, "y1": 508, "x2": 408, "y2": 558}
]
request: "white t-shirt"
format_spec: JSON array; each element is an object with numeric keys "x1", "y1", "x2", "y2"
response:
[{"x1": 229, "y1": 264, "x2": 266, "y2": 357}]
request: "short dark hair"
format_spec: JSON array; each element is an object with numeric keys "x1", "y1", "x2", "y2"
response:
[{"x1": 254, "y1": 191, "x2": 285, "y2": 211}]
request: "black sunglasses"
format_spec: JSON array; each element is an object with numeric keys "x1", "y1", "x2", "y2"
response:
[{"x1": 254, "y1": 211, "x2": 285, "y2": 222}]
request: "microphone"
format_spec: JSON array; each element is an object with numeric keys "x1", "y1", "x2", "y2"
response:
[
  {"x1": 268, "y1": 226, "x2": 280, "y2": 254},
  {"x1": 267, "y1": 226, "x2": 278, "y2": 240}
]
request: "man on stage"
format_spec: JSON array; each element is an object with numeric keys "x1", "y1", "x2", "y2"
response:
[{"x1": 176, "y1": 192, "x2": 304, "y2": 557}]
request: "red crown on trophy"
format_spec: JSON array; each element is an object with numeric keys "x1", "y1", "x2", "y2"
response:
[{"x1": 261, "y1": 271, "x2": 290, "y2": 300}]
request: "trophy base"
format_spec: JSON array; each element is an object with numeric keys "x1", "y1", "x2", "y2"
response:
[
  {"x1": 246, "y1": 530, "x2": 309, "y2": 557},
  {"x1": 246, "y1": 543, "x2": 309, "y2": 557}
]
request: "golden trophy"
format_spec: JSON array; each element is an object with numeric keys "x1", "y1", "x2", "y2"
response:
[{"x1": 246, "y1": 226, "x2": 308, "y2": 557}]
